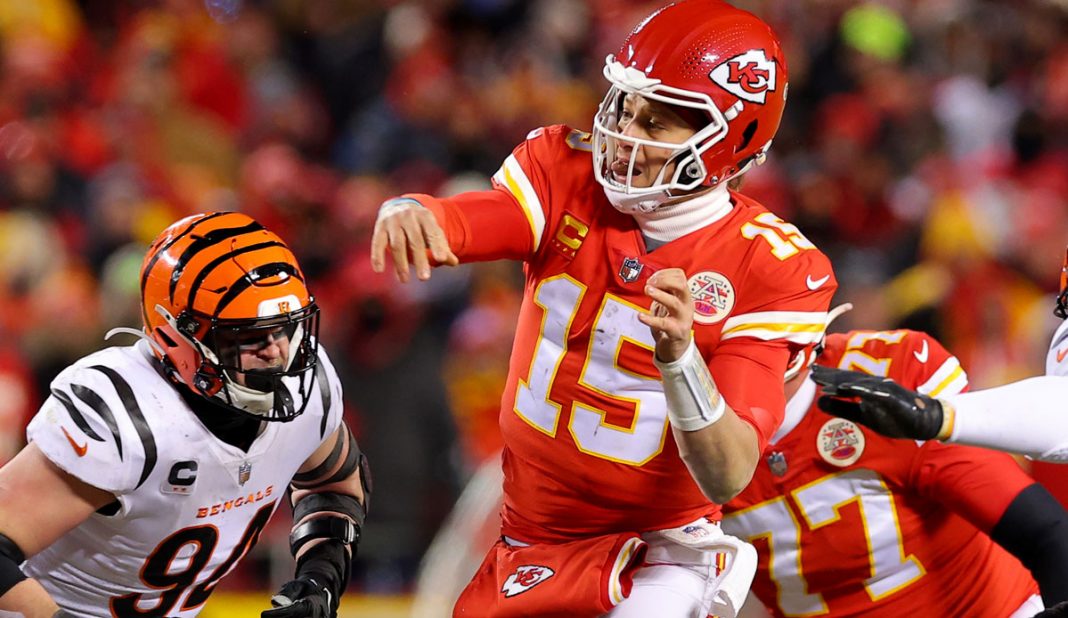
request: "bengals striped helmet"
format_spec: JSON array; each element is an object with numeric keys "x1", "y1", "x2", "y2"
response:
[{"x1": 140, "y1": 212, "x2": 320, "y2": 421}]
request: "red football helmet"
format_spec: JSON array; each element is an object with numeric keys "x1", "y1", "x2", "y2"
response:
[{"x1": 593, "y1": 0, "x2": 788, "y2": 211}]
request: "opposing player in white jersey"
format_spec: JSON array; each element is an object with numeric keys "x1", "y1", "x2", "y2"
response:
[
  {"x1": 0, "y1": 212, "x2": 370, "y2": 617},
  {"x1": 813, "y1": 248, "x2": 1068, "y2": 463}
]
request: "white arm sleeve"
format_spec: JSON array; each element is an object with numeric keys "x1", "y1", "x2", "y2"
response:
[{"x1": 941, "y1": 376, "x2": 1068, "y2": 462}]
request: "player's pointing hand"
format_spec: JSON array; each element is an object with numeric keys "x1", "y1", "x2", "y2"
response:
[
  {"x1": 371, "y1": 197, "x2": 459, "y2": 283},
  {"x1": 639, "y1": 268, "x2": 694, "y2": 363}
]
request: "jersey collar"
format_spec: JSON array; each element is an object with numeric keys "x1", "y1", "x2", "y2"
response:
[{"x1": 629, "y1": 184, "x2": 732, "y2": 244}]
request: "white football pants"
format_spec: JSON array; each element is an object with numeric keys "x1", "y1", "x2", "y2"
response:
[{"x1": 608, "y1": 519, "x2": 757, "y2": 618}]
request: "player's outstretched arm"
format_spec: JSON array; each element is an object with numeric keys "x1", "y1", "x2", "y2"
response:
[
  {"x1": 815, "y1": 367, "x2": 1068, "y2": 462},
  {"x1": 370, "y1": 197, "x2": 459, "y2": 283},
  {"x1": 0, "y1": 443, "x2": 115, "y2": 616},
  {"x1": 263, "y1": 423, "x2": 370, "y2": 618},
  {"x1": 811, "y1": 365, "x2": 950, "y2": 440},
  {"x1": 640, "y1": 268, "x2": 761, "y2": 504}
]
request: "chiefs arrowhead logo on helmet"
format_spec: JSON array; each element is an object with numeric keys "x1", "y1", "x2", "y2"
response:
[{"x1": 710, "y1": 50, "x2": 777, "y2": 104}]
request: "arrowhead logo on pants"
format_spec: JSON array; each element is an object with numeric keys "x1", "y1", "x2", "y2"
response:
[{"x1": 501, "y1": 565, "x2": 555, "y2": 597}]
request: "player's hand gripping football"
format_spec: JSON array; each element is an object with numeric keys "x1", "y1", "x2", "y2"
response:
[
  {"x1": 262, "y1": 576, "x2": 336, "y2": 618},
  {"x1": 638, "y1": 268, "x2": 694, "y2": 363},
  {"x1": 370, "y1": 197, "x2": 458, "y2": 283},
  {"x1": 811, "y1": 365, "x2": 949, "y2": 441}
]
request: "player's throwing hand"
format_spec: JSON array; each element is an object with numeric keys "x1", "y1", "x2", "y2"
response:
[
  {"x1": 638, "y1": 268, "x2": 694, "y2": 363},
  {"x1": 370, "y1": 197, "x2": 459, "y2": 283}
]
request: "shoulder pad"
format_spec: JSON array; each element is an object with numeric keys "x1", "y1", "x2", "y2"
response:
[
  {"x1": 723, "y1": 209, "x2": 836, "y2": 337},
  {"x1": 28, "y1": 350, "x2": 161, "y2": 494},
  {"x1": 822, "y1": 330, "x2": 967, "y2": 397}
]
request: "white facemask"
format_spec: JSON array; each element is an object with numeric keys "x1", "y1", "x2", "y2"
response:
[{"x1": 592, "y1": 56, "x2": 730, "y2": 214}]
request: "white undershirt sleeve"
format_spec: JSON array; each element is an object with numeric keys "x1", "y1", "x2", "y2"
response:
[{"x1": 941, "y1": 376, "x2": 1068, "y2": 462}]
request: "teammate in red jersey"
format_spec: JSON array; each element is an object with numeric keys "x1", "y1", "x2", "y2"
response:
[
  {"x1": 371, "y1": 2, "x2": 836, "y2": 616},
  {"x1": 724, "y1": 329, "x2": 1068, "y2": 617}
]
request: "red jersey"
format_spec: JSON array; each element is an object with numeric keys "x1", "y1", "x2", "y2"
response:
[
  {"x1": 723, "y1": 330, "x2": 1039, "y2": 617},
  {"x1": 419, "y1": 125, "x2": 836, "y2": 542}
]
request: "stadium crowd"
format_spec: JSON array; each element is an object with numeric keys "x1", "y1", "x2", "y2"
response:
[{"x1": 0, "y1": 0, "x2": 1065, "y2": 595}]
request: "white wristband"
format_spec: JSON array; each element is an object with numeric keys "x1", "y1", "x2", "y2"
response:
[{"x1": 654, "y1": 339, "x2": 726, "y2": 431}]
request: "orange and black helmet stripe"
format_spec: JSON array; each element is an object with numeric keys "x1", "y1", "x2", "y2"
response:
[
  {"x1": 164, "y1": 219, "x2": 266, "y2": 304},
  {"x1": 211, "y1": 261, "x2": 306, "y2": 317},
  {"x1": 140, "y1": 212, "x2": 229, "y2": 327},
  {"x1": 141, "y1": 212, "x2": 312, "y2": 329},
  {"x1": 184, "y1": 240, "x2": 287, "y2": 311}
]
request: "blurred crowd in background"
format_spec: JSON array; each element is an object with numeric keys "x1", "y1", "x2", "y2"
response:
[{"x1": 0, "y1": 0, "x2": 1066, "y2": 597}]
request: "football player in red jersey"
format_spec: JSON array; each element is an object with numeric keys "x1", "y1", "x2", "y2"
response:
[
  {"x1": 371, "y1": 2, "x2": 836, "y2": 616},
  {"x1": 724, "y1": 328, "x2": 1068, "y2": 617}
]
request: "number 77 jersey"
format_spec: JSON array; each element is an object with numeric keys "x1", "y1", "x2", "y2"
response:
[
  {"x1": 421, "y1": 125, "x2": 837, "y2": 542},
  {"x1": 722, "y1": 330, "x2": 1039, "y2": 617}
]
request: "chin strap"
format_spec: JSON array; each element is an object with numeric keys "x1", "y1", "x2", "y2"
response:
[{"x1": 602, "y1": 185, "x2": 674, "y2": 214}]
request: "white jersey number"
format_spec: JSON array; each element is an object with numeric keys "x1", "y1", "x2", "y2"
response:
[
  {"x1": 514, "y1": 276, "x2": 668, "y2": 465},
  {"x1": 723, "y1": 470, "x2": 924, "y2": 616}
]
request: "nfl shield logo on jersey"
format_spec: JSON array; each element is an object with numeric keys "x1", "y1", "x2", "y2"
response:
[
  {"x1": 766, "y1": 451, "x2": 788, "y2": 477},
  {"x1": 237, "y1": 461, "x2": 252, "y2": 486},
  {"x1": 618, "y1": 257, "x2": 644, "y2": 284},
  {"x1": 501, "y1": 565, "x2": 555, "y2": 597}
]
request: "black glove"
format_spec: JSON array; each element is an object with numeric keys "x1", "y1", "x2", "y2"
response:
[
  {"x1": 262, "y1": 576, "x2": 336, "y2": 618},
  {"x1": 810, "y1": 365, "x2": 945, "y2": 441},
  {"x1": 1036, "y1": 601, "x2": 1068, "y2": 617}
]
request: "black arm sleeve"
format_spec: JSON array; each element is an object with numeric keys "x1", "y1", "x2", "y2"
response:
[
  {"x1": 991, "y1": 482, "x2": 1068, "y2": 606},
  {"x1": 293, "y1": 538, "x2": 350, "y2": 606}
]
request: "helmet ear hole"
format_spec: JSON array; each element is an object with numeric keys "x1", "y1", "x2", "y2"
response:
[
  {"x1": 735, "y1": 120, "x2": 759, "y2": 153},
  {"x1": 155, "y1": 328, "x2": 178, "y2": 348}
]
